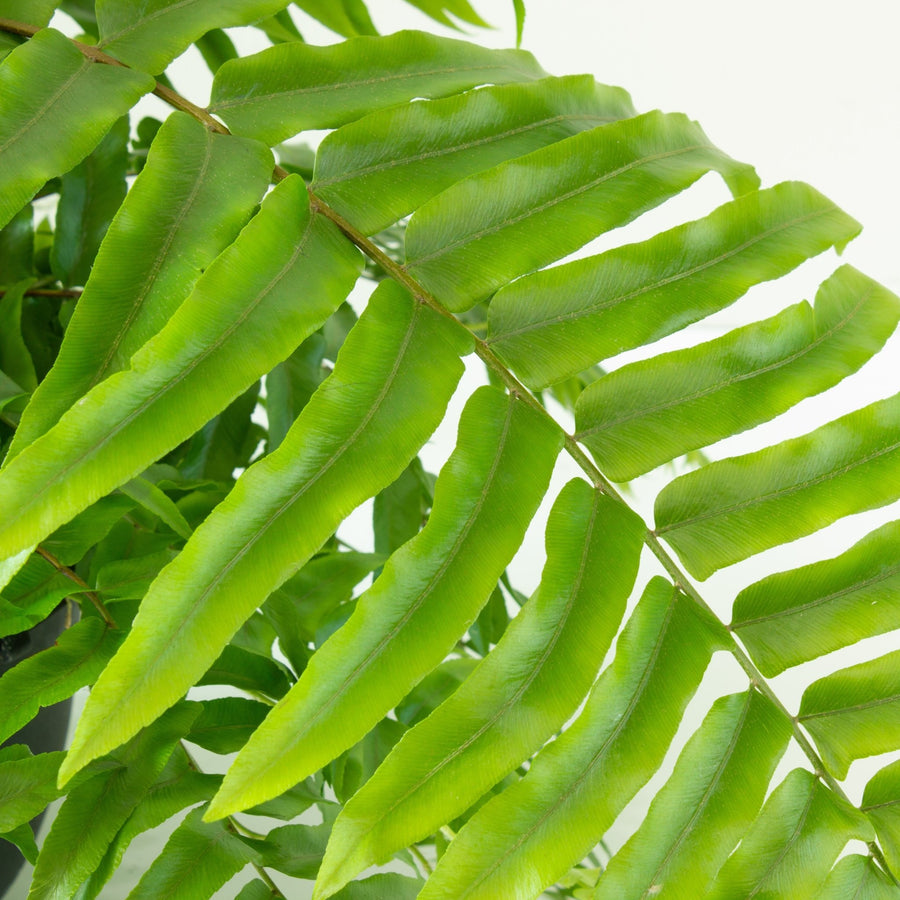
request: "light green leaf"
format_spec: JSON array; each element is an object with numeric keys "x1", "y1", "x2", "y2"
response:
[
  {"x1": 42, "y1": 495, "x2": 135, "y2": 566},
  {"x1": 316, "y1": 482, "x2": 644, "y2": 897},
  {"x1": 419, "y1": 578, "x2": 723, "y2": 900},
  {"x1": 0, "y1": 280, "x2": 37, "y2": 391},
  {"x1": 594, "y1": 690, "x2": 790, "y2": 900},
  {"x1": 95, "y1": 0, "x2": 293, "y2": 74},
  {"x1": 60, "y1": 281, "x2": 466, "y2": 784},
  {"x1": 655, "y1": 391, "x2": 900, "y2": 579},
  {"x1": 209, "y1": 31, "x2": 547, "y2": 145},
  {"x1": 121, "y1": 477, "x2": 192, "y2": 540},
  {"x1": 125, "y1": 806, "x2": 257, "y2": 900},
  {"x1": 0, "y1": 617, "x2": 120, "y2": 744},
  {"x1": 799, "y1": 649, "x2": 900, "y2": 780},
  {"x1": 0, "y1": 28, "x2": 152, "y2": 231},
  {"x1": 235, "y1": 881, "x2": 276, "y2": 900},
  {"x1": 2, "y1": 820, "x2": 38, "y2": 865},
  {"x1": 0, "y1": 749, "x2": 65, "y2": 832},
  {"x1": 51, "y1": 116, "x2": 129, "y2": 287},
  {"x1": 94, "y1": 549, "x2": 176, "y2": 601},
  {"x1": 863, "y1": 759, "x2": 900, "y2": 876},
  {"x1": 406, "y1": 110, "x2": 758, "y2": 311},
  {"x1": 207, "y1": 386, "x2": 562, "y2": 820},
  {"x1": 708, "y1": 768, "x2": 874, "y2": 900},
  {"x1": 512, "y1": 0, "x2": 525, "y2": 45},
  {"x1": 0, "y1": 556, "x2": 74, "y2": 638},
  {"x1": 293, "y1": 0, "x2": 377, "y2": 37},
  {"x1": 78, "y1": 747, "x2": 221, "y2": 900},
  {"x1": 0, "y1": 175, "x2": 360, "y2": 563},
  {"x1": 488, "y1": 180, "x2": 862, "y2": 388},
  {"x1": 0, "y1": 548, "x2": 33, "y2": 597},
  {"x1": 576, "y1": 265, "x2": 899, "y2": 481},
  {"x1": 404, "y1": 0, "x2": 490, "y2": 28},
  {"x1": 818, "y1": 855, "x2": 900, "y2": 900},
  {"x1": 0, "y1": 0, "x2": 60, "y2": 26},
  {"x1": 733, "y1": 518, "x2": 900, "y2": 676},
  {"x1": 195, "y1": 28, "x2": 238, "y2": 75},
  {"x1": 10, "y1": 111, "x2": 274, "y2": 458},
  {"x1": 313, "y1": 75, "x2": 636, "y2": 235},
  {"x1": 255, "y1": 8, "x2": 305, "y2": 43},
  {"x1": 28, "y1": 703, "x2": 199, "y2": 900}
]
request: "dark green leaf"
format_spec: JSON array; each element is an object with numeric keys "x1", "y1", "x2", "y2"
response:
[{"x1": 186, "y1": 698, "x2": 270, "y2": 755}]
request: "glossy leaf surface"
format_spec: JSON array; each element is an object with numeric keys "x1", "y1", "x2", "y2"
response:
[
  {"x1": 313, "y1": 75, "x2": 635, "y2": 235},
  {"x1": 733, "y1": 518, "x2": 900, "y2": 675},
  {"x1": 316, "y1": 482, "x2": 645, "y2": 896},
  {"x1": 61, "y1": 282, "x2": 467, "y2": 783},
  {"x1": 0, "y1": 27, "x2": 152, "y2": 231},
  {"x1": 576, "y1": 265, "x2": 899, "y2": 481},
  {"x1": 96, "y1": 0, "x2": 291, "y2": 74},
  {"x1": 210, "y1": 31, "x2": 547, "y2": 145},
  {"x1": 488, "y1": 181, "x2": 861, "y2": 388},
  {"x1": 0, "y1": 176, "x2": 360, "y2": 563},
  {"x1": 593, "y1": 690, "x2": 790, "y2": 899},
  {"x1": 208, "y1": 386, "x2": 562, "y2": 819},
  {"x1": 800, "y1": 649, "x2": 900, "y2": 779},
  {"x1": 655, "y1": 391, "x2": 900, "y2": 579},
  {"x1": 419, "y1": 578, "x2": 723, "y2": 899},
  {"x1": 406, "y1": 110, "x2": 759, "y2": 310},
  {"x1": 11, "y1": 111, "x2": 274, "y2": 457}
]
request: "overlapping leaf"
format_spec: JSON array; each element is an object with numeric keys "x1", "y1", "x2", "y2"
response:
[
  {"x1": 206, "y1": 386, "x2": 562, "y2": 819},
  {"x1": 10, "y1": 111, "x2": 274, "y2": 457},
  {"x1": 576, "y1": 264, "x2": 899, "y2": 481},
  {"x1": 316, "y1": 482, "x2": 644, "y2": 896},
  {"x1": 419, "y1": 578, "x2": 725, "y2": 899},
  {"x1": 0, "y1": 175, "x2": 360, "y2": 562},
  {"x1": 488, "y1": 180, "x2": 861, "y2": 388},
  {"x1": 60, "y1": 281, "x2": 468, "y2": 783},
  {"x1": 210, "y1": 31, "x2": 548, "y2": 145},
  {"x1": 405, "y1": 110, "x2": 759, "y2": 310},
  {"x1": 313, "y1": 75, "x2": 636, "y2": 235},
  {"x1": 0, "y1": 27, "x2": 152, "y2": 231}
]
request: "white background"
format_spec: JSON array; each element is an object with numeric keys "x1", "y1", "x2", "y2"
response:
[{"x1": 12, "y1": 1, "x2": 900, "y2": 897}]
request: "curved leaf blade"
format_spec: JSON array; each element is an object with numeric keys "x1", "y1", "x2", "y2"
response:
[
  {"x1": 28, "y1": 704, "x2": 199, "y2": 900},
  {"x1": 125, "y1": 806, "x2": 257, "y2": 900},
  {"x1": 0, "y1": 750, "x2": 65, "y2": 833},
  {"x1": 419, "y1": 578, "x2": 724, "y2": 900},
  {"x1": 0, "y1": 28, "x2": 153, "y2": 230},
  {"x1": 488, "y1": 181, "x2": 863, "y2": 388},
  {"x1": 96, "y1": 0, "x2": 293, "y2": 74},
  {"x1": 405, "y1": 110, "x2": 759, "y2": 311},
  {"x1": 61, "y1": 282, "x2": 467, "y2": 783},
  {"x1": 313, "y1": 75, "x2": 635, "y2": 235},
  {"x1": 0, "y1": 617, "x2": 121, "y2": 745},
  {"x1": 863, "y1": 759, "x2": 900, "y2": 876},
  {"x1": 0, "y1": 176, "x2": 361, "y2": 562},
  {"x1": 210, "y1": 31, "x2": 547, "y2": 145},
  {"x1": 316, "y1": 482, "x2": 645, "y2": 897},
  {"x1": 655, "y1": 391, "x2": 900, "y2": 579},
  {"x1": 206, "y1": 386, "x2": 563, "y2": 820},
  {"x1": 733, "y1": 518, "x2": 900, "y2": 676},
  {"x1": 708, "y1": 768, "x2": 874, "y2": 900},
  {"x1": 799, "y1": 649, "x2": 900, "y2": 779},
  {"x1": 10, "y1": 111, "x2": 274, "y2": 458},
  {"x1": 819, "y1": 855, "x2": 900, "y2": 900},
  {"x1": 576, "y1": 265, "x2": 899, "y2": 481},
  {"x1": 593, "y1": 690, "x2": 790, "y2": 900}
]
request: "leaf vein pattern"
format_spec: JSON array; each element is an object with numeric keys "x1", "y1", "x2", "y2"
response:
[
  {"x1": 87, "y1": 128, "x2": 215, "y2": 391},
  {"x1": 313, "y1": 113, "x2": 616, "y2": 188},
  {"x1": 98, "y1": 0, "x2": 202, "y2": 47},
  {"x1": 253, "y1": 397, "x2": 517, "y2": 778},
  {"x1": 211, "y1": 63, "x2": 541, "y2": 109},
  {"x1": 487, "y1": 208, "x2": 833, "y2": 343},
  {"x1": 406, "y1": 144, "x2": 710, "y2": 268},
  {"x1": 354, "y1": 490, "x2": 601, "y2": 838},
  {"x1": 9, "y1": 209, "x2": 317, "y2": 522},
  {"x1": 0, "y1": 55, "x2": 90, "y2": 157},
  {"x1": 638, "y1": 691, "x2": 754, "y2": 900},
  {"x1": 656, "y1": 438, "x2": 900, "y2": 535},
  {"x1": 576, "y1": 284, "x2": 872, "y2": 435},
  {"x1": 456, "y1": 586, "x2": 680, "y2": 899},
  {"x1": 799, "y1": 692, "x2": 900, "y2": 722}
]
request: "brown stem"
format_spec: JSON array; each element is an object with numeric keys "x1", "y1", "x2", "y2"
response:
[{"x1": 34, "y1": 545, "x2": 117, "y2": 629}]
